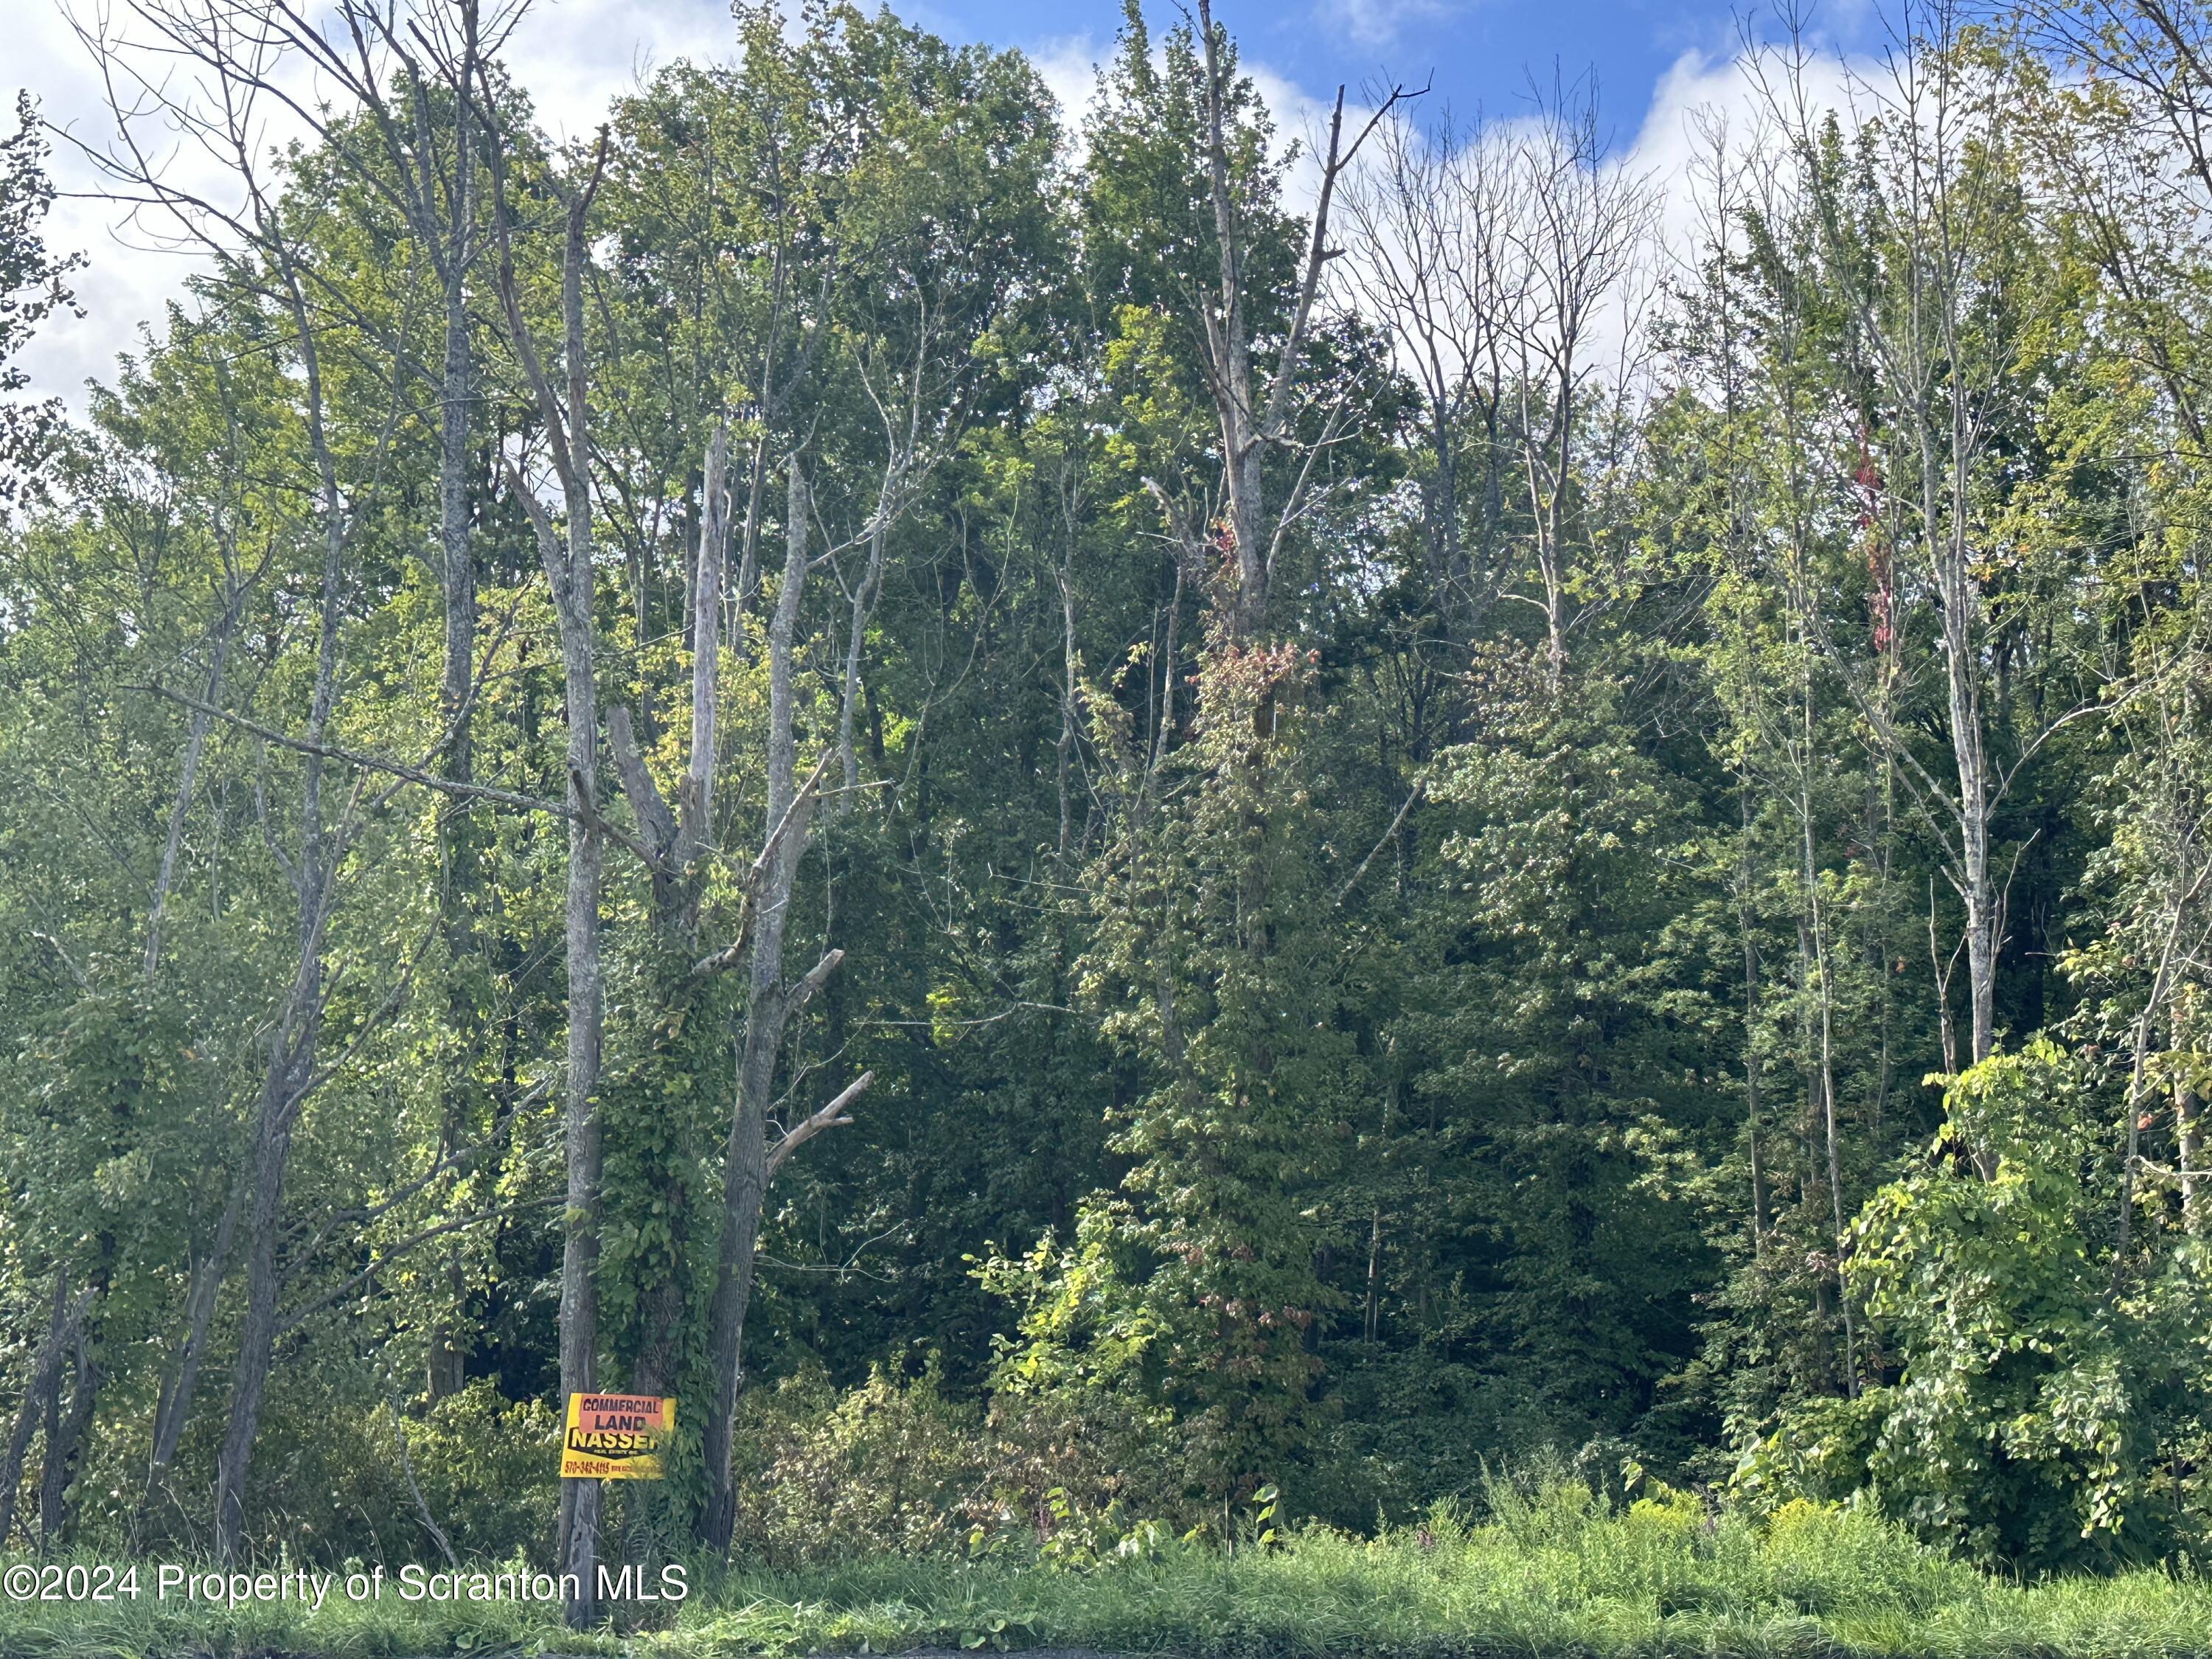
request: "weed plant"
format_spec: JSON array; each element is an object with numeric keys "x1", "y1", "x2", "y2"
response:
[{"x1": 4, "y1": 1477, "x2": 2208, "y2": 1658}]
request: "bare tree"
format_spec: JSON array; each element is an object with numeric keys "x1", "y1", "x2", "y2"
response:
[
  {"x1": 474, "y1": 67, "x2": 873, "y2": 1576},
  {"x1": 1338, "y1": 106, "x2": 1526, "y2": 640},
  {"x1": 71, "y1": 0, "x2": 521, "y2": 1424},
  {"x1": 58, "y1": 0, "x2": 447, "y2": 1559},
  {"x1": 607, "y1": 420, "x2": 869, "y2": 1413},
  {"x1": 696, "y1": 455, "x2": 871, "y2": 1551},
  {"x1": 479, "y1": 77, "x2": 610, "y2": 1616},
  {"x1": 1182, "y1": 0, "x2": 1414, "y2": 639},
  {"x1": 1502, "y1": 81, "x2": 1658, "y2": 690}
]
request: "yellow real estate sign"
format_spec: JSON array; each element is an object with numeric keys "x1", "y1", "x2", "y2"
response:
[{"x1": 560, "y1": 1392, "x2": 673, "y2": 1480}]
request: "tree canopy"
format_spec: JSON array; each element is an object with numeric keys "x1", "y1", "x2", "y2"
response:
[{"x1": 4, "y1": 0, "x2": 2212, "y2": 1596}]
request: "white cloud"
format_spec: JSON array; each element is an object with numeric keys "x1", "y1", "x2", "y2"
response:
[
  {"x1": 9, "y1": 0, "x2": 1871, "y2": 428},
  {"x1": 1026, "y1": 31, "x2": 1110, "y2": 135},
  {"x1": 1312, "y1": 0, "x2": 1458, "y2": 53},
  {"x1": 1018, "y1": 22, "x2": 1340, "y2": 196},
  {"x1": 1624, "y1": 39, "x2": 1867, "y2": 276},
  {"x1": 12, "y1": 0, "x2": 736, "y2": 414},
  {"x1": 6, "y1": 0, "x2": 1389, "y2": 413},
  {"x1": 500, "y1": 0, "x2": 731, "y2": 146},
  {"x1": 17, "y1": 0, "x2": 217, "y2": 409}
]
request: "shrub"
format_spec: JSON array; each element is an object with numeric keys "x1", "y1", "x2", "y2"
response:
[
  {"x1": 730, "y1": 1363, "x2": 990, "y2": 1565},
  {"x1": 1755, "y1": 1040, "x2": 2212, "y2": 1571},
  {"x1": 388, "y1": 1382, "x2": 561, "y2": 1560}
]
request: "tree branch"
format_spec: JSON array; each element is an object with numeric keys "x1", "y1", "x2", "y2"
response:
[
  {"x1": 787, "y1": 947, "x2": 846, "y2": 1020},
  {"x1": 691, "y1": 751, "x2": 835, "y2": 976},
  {"x1": 608, "y1": 703, "x2": 678, "y2": 872},
  {"x1": 276, "y1": 1198, "x2": 563, "y2": 1338},
  {"x1": 765, "y1": 1071, "x2": 874, "y2": 1183}
]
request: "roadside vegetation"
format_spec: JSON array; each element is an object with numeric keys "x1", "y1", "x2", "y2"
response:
[
  {"x1": 8, "y1": 1476, "x2": 2212, "y2": 1659},
  {"x1": 8, "y1": 0, "x2": 2212, "y2": 1644}
]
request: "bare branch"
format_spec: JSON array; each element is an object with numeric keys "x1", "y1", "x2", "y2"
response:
[{"x1": 765, "y1": 1071, "x2": 874, "y2": 1183}]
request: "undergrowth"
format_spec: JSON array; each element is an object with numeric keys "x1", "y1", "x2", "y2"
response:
[{"x1": 4, "y1": 1484, "x2": 2209, "y2": 1658}]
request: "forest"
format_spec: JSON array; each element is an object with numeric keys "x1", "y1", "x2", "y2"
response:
[{"x1": 2, "y1": 0, "x2": 2212, "y2": 1638}]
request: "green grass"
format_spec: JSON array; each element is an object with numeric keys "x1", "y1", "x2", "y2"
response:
[{"x1": 5, "y1": 1495, "x2": 2211, "y2": 1658}]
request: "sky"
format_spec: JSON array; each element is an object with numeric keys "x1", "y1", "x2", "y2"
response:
[
  {"x1": 10, "y1": 0, "x2": 1890, "y2": 408},
  {"x1": 935, "y1": 0, "x2": 1854, "y2": 125}
]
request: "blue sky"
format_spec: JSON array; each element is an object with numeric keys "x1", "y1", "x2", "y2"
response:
[
  {"x1": 888, "y1": 0, "x2": 1879, "y2": 137},
  {"x1": 931, "y1": 0, "x2": 1722, "y2": 115}
]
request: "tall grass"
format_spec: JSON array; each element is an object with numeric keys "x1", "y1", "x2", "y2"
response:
[
  {"x1": 664, "y1": 1490, "x2": 2212, "y2": 1659},
  {"x1": 5, "y1": 1483, "x2": 2209, "y2": 1658}
]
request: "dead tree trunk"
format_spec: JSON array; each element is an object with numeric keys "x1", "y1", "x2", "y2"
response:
[
  {"x1": 1930, "y1": 444, "x2": 1999, "y2": 1070},
  {"x1": 487, "y1": 116, "x2": 610, "y2": 1627},
  {"x1": 836, "y1": 512, "x2": 887, "y2": 808},
  {"x1": 698, "y1": 456, "x2": 869, "y2": 1550},
  {"x1": 142, "y1": 1172, "x2": 243, "y2": 1519},
  {"x1": 1054, "y1": 512, "x2": 1081, "y2": 866},
  {"x1": 428, "y1": 3, "x2": 483, "y2": 1404},
  {"x1": 1189, "y1": 0, "x2": 1410, "y2": 639}
]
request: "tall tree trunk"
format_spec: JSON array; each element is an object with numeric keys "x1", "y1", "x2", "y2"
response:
[
  {"x1": 145, "y1": 579, "x2": 247, "y2": 981},
  {"x1": 0, "y1": 1273, "x2": 80, "y2": 1545},
  {"x1": 700, "y1": 457, "x2": 815, "y2": 1551},
  {"x1": 1940, "y1": 543, "x2": 1998, "y2": 1070},
  {"x1": 1531, "y1": 372, "x2": 1573, "y2": 692},
  {"x1": 838, "y1": 512, "x2": 886, "y2": 810},
  {"x1": 143, "y1": 1172, "x2": 243, "y2": 1518},
  {"x1": 214, "y1": 293, "x2": 347, "y2": 1562},
  {"x1": 1738, "y1": 782, "x2": 1769, "y2": 1256},
  {"x1": 1054, "y1": 529, "x2": 1079, "y2": 866},
  {"x1": 1427, "y1": 416, "x2": 1467, "y2": 634},
  {"x1": 2177, "y1": 991, "x2": 2204, "y2": 1237},
  {"x1": 214, "y1": 964, "x2": 319, "y2": 1563},
  {"x1": 38, "y1": 1329, "x2": 94, "y2": 1549},
  {"x1": 613, "y1": 427, "x2": 731, "y2": 1399},
  {"x1": 428, "y1": 55, "x2": 479, "y2": 1404},
  {"x1": 1195, "y1": 1, "x2": 1265, "y2": 636},
  {"x1": 2180, "y1": 1081, "x2": 2205, "y2": 1236},
  {"x1": 551, "y1": 203, "x2": 606, "y2": 1632},
  {"x1": 548, "y1": 488, "x2": 605, "y2": 1625},
  {"x1": 436, "y1": 111, "x2": 477, "y2": 799},
  {"x1": 490, "y1": 127, "x2": 610, "y2": 1618}
]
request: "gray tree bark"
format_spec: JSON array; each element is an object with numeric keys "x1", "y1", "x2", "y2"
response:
[
  {"x1": 0, "y1": 1274, "x2": 87, "y2": 1545},
  {"x1": 212, "y1": 211, "x2": 351, "y2": 1564},
  {"x1": 427, "y1": 0, "x2": 481, "y2": 1405},
  {"x1": 489, "y1": 119, "x2": 609, "y2": 1627},
  {"x1": 142, "y1": 1172, "x2": 242, "y2": 1517},
  {"x1": 1190, "y1": 0, "x2": 1409, "y2": 640},
  {"x1": 699, "y1": 457, "x2": 869, "y2": 1549}
]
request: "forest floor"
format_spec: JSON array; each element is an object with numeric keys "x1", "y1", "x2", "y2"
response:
[{"x1": 7, "y1": 1500, "x2": 2212, "y2": 1658}]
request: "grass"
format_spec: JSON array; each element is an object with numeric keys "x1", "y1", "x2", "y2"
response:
[{"x1": 4, "y1": 1491, "x2": 2211, "y2": 1658}]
